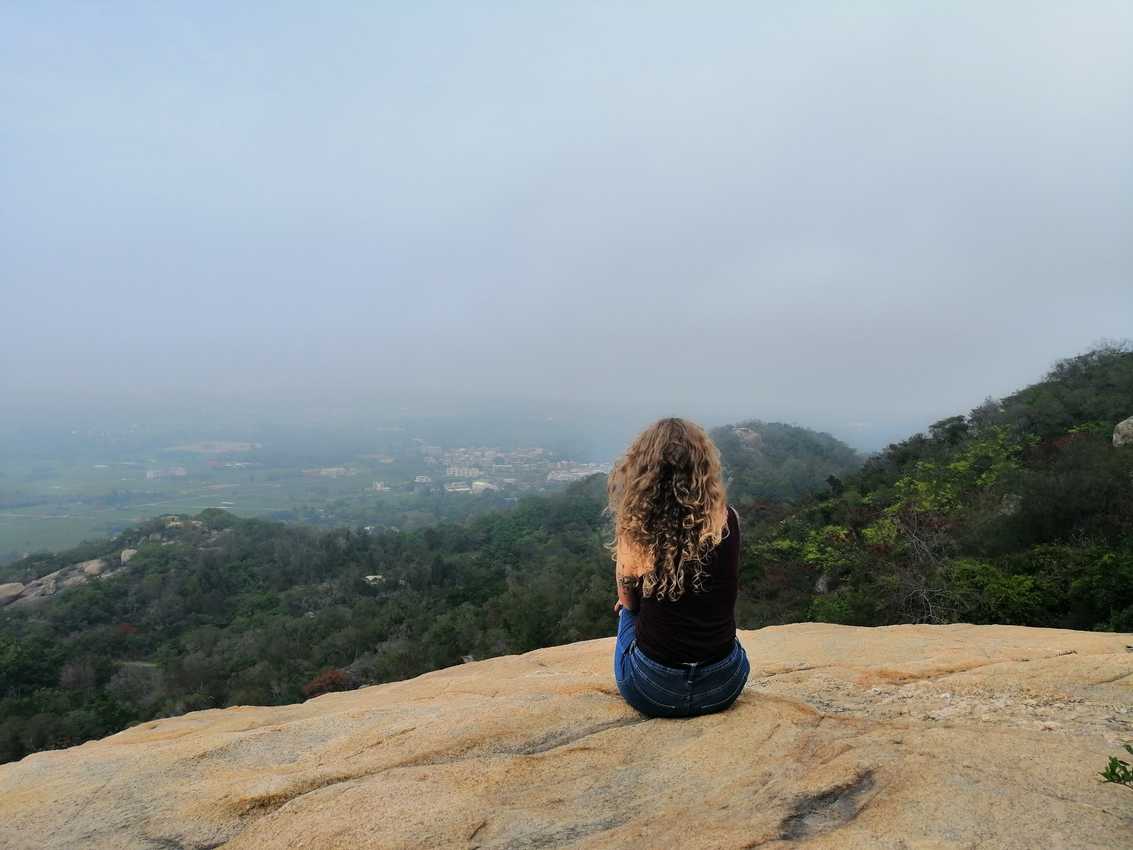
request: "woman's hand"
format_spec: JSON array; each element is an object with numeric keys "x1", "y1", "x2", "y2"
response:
[{"x1": 613, "y1": 600, "x2": 624, "y2": 615}]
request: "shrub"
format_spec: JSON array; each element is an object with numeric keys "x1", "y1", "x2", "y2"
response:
[
  {"x1": 301, "y1": 668, "x2": 355, "y2": 699},
  {"x1": 1099, "y1": 744, "x2": 1133, "y2": 789}
]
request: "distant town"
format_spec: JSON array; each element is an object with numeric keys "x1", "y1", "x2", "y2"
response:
[
  {"x1": 0, "y1": 428, "x2": 613, "y2": 560},
  {"x1": 299, "y1": 442, "x2": 608, "y2": 494}
]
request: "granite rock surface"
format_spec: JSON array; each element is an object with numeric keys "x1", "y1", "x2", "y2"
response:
[{"x1": 1, "y1": 623, "x2": 1131, "y2": 850}]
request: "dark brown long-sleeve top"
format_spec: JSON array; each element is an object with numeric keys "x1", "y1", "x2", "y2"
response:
[{"x1": 633, "y1": 504, "x2": 740, "y2": 666}]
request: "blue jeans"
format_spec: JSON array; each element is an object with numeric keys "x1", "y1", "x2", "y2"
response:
[{"x1": 613, "y1": 607, "x2": 750, "y2": 718}]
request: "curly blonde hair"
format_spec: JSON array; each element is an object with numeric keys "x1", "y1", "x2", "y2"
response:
[{"x1": 606, "y1": 417, "x2": 729, "y2": 601}]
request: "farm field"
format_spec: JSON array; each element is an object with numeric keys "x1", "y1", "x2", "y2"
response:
[{"x1": 0, "y1": 459, "x2": 351, "y2": 556}]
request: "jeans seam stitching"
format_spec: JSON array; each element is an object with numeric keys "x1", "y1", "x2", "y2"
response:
[
  {"x1": 698, "y1": 666, "x2": 750, "y2": 710},
  {"x1": 624, "y1": 669, "x2": 679, "y2": 709},
  {"x1": 697, "y1": 662, "x2": 748, "y2": 696},
  {"x1": 630, "y1": 661, "x2": 687, "y2": 697}
]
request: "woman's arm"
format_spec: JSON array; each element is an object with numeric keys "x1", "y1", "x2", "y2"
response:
[
  {"x1": 615, "y1": 560, "x2": 641, "y2": 613},
  {"x1": 614, "y1": 536, "x2": 644, "y2": 613}
]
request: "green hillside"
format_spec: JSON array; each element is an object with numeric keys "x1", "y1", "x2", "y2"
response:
[
  {"x1": 712, "y1": 420, "x2": 862, "y2": 503},
  {"x1": 742, "y1": 343, "x2": 1133, "y2": 630},
  {"x1": 0, "y1": 482, "x2": 612, "y2": 764}
]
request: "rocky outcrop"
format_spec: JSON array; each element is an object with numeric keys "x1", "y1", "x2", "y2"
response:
[
  {"x1": 7, "y1": 567, "x2": 61, "y2": 604},
  {"x1": 0, "y1": 582, "x2": 24, "y2": 605},
  {"x1": 1115, "y1": 416, "x2": 1133, "y2": 447},
  {"x1": 78, "y1": 558, "x2": 107, "y2": 576},
  {"x1": 1, "y1": 623, "x2": 1130, "y2": 849},
  {"x1": 2, "y1": 554, "x2": 130, "y2": 607}
]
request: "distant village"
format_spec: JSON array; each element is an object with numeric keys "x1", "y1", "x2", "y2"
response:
[
  {"x1": 299, "y1": 442, "x2": 611, "y2": 496},
  {"x1": 13, "y1": 426, "x2": 615, "y2": 558},
  {"x1": 140, "y1": 439, "x2": 611, "y2": 499}
]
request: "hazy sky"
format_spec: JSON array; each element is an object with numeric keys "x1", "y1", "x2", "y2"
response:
[{"x1": 3, "y1": 3, "x2": 1131, "y2": 449}]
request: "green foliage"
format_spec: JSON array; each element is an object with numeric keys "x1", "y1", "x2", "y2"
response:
[
  {"x1": 800, "y1": 525, "x2": 863, "y2": 577},
  {"x1": 807, "y1": 589, "x2": 879, "y2": 626},
  {"x1": 742, "y1": 344, "x2": 1133, "y2": 628},
  {"x1": 942, "y1": 559, "x2": 1045, "y2": 625},
  {"x1": 1099, "y1": 744, "x2": 1133, "y2": 789},
  {"x1": 994, "y1": 342, "x2": 1133, "y2": 438},
  {"x1": 888, "y1": 426, "x2": 1028, "y2": 515},
  {"x1": 861, "y1": 517, "x2": 898, "y2": 548}
]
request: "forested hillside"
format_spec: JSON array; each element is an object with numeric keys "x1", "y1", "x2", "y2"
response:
[
  {"x1": 2, "y1": 344, "x2": 1130, "y2": 765},
  {"x1": 741, "y1": 344, "x2": 1133, "y2": 629},
  {"x1": 0, "y1": 481, "x2": 612, "y2": 764},
  {"x1": 712, "y1": 420, "x2": 862, "y2": 502}
]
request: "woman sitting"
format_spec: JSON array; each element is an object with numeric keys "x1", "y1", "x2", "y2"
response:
[{"x1": 608, "y1": 417, "x2": 750, "y2": 718}]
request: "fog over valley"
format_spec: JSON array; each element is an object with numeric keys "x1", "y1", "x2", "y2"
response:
[{"x1": 4, "y1": 3, "x2": 1131, "y2": 456}]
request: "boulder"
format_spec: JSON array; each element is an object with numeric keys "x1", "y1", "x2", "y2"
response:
[
  {"x1": 120, "y1": 549, "x2": 138, "y2": 565},
  {"x1": 79, "y1": 558, "x2": 107, "y2": 576},
  {"x1": 9, "y1": 570, "x2": 62, "y2": 605},
  {"x1": 0, "y1": 623, "x2": 1130, "y2": 850},
  {"x1": 1114, "y1": 416, "x2": 1133, "y2": 447},
  {"x1": 0, "y1": 582, "x2": 24, "y2": 606}
]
